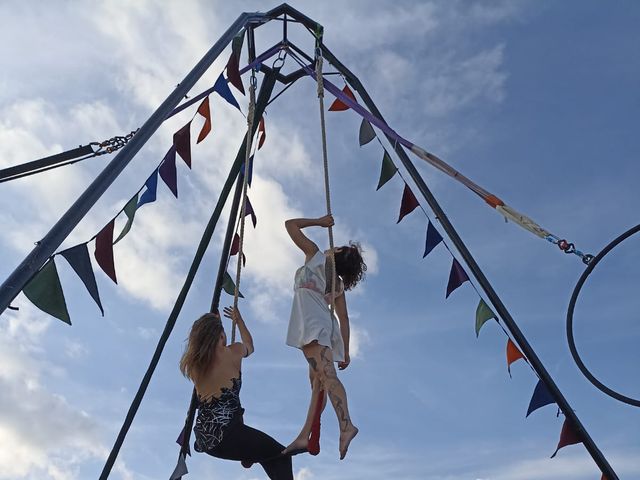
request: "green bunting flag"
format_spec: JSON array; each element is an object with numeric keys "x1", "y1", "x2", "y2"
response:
[
  {"x1": 23, "y1": 259, "x2": 71, "y2": 325},
  {"x1": 475, "y1": 299, "x2": 496, "y2": 337},
  {"x1": 222, "y1": 271, "x2": 244, "y2": 298},
  {"x1": 114, "y1": 194, "x2": 139, "y2": 245},
  {"x1": 377, "y1": 150, "x2": 397, "y2": 190},
  {"x1": 359, "y1": 118, "x2": 376, "y2": 146}
]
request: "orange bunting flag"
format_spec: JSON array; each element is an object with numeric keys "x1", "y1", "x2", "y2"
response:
[
  {"x1": 196, "y1": 97, "x2": 212, "y2": 144},
  {"x1": 551, "y1": 418, "x2": 582, "y2": 458},
  {"x1": 257, "y1": 117, "x2": 266, "y2": 150},
  {"x1": 506, "y1": 338, "x2": 525, "y2": 377},
  {"x1": 328, "y1": 84, "x2": 356, "y2": 111}
]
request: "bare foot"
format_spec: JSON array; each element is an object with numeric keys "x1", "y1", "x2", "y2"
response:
[
  {"x1": 339, "y1": 425, "x2": 358, "y2": 460},
  {"x1": 282, "y1": 437, "x2": 309, "y2": 456}
]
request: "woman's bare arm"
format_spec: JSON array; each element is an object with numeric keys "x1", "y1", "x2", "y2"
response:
[
  {"x1": 223, "y1": 307, "x2": 254, "y2": 358},
  {"x1": 334, "y1": 293, "x2": 351, "y2": 370},
  {"x1": 284, "y1": 215, "x2": 334, "y2": 262}
]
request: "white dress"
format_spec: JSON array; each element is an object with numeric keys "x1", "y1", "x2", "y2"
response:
[{"x1": 286, "y1": 250, "x2": 345, "y2": 362}]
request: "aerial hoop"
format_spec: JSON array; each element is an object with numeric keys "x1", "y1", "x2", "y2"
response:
[{"x1": 567, "y1": 223, "x2": 640, "y2": 407}]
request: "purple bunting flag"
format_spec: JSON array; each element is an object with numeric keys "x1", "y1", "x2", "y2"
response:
[
  {"x1": 170, "y1": 452, "x2": 189, "y2": 480},
  {"x1": 60, "y1": 244, "x2": 104, "y2": 315},
  {"x1": 551, "y1": 418, "x2": 582, "y2": 458},
  {"x1": 423, "y1": 221, "x2": 443, "y2": 258},
  {"x1": 137, "y1": 170, "x2": 159, "y2": 208},
  {"x1": 175, "y1": 426, "x2": 191, "y2": 456},
  {"x1": 174, "y1": 122, "x2": 192, "y2": 168},
  {"x1": 213, "y1": 73, "x2": 241, "y2": 111},
  {"x1": 397, "y1": 183, "x2": 419, "y2": 223},
  {"x1": 159, "y1": 145, "x2": 178, "y2": 198},
  {"x1": 244, "y1": 197, "x2": 257, "y2": 228},
  {"x1": 445, "y1": 258, "x2": 469, "y2": 298},
  {"x1": 526, "y1": 379, "x2": 555, "y2": 417},
  {"x1": 94, "y1": 220, "x2": 117, "y2": 283}
]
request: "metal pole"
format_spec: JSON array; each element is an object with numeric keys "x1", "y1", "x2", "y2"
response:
[
  {"x1": 320, "y1": 44, "x2": 618, "y2": 480},
  {"x1": 0, "y1": 11, "x2": 265, "y2": 316}
]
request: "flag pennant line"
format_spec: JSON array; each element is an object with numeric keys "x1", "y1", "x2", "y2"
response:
[
  {"x1": 214, "y1": 73, "x2": 241, "y2": 111},
  {"x1": 22, "y1": 259, "x2": 71, "y2": 325},
  {"x1": 551, "y1": 418, "x2": 582, "y2": 458},
  {"x1": 174, "y1": 122, "x2": 192, "y2": 168},
  {"x1": 397, "y1": 183, "x2": 419, "y2": 223},
  {"x1": 328, "y1": 84, "x2": 356, "y2": 111},
  {"x1": 526, "y1": 379, "x2": 555, "y2": 417},
  {"x1": 196, "y1": 97, "x2": 212, "y2": 143},
  {"x1": 423, "y1": 221, "x2": 443, "y2": 258},
  {"x1": 446, "y1": 258, "x2": 469, "y2": 298},
  {"x1": 159, "y1": 145, "x2": 179, "y2": 198},
  {"x1": 95, "y1": 220, "x2": 117, "y2": 283},
  {"x1": 506, "y1": 338, "x2": 525, "y2": 377},
  {"x1": 60, "y1": 244, "x2": 104, "y2": 316}
]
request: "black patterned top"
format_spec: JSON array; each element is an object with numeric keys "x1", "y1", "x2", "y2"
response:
[{"x1": 193, "y1": 373, "x2": 243, "y2": 452}]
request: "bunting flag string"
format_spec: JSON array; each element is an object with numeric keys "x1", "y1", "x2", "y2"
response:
[
  {"x1": 60, "y1": 244, "x2": 104, "y2": 315},
  {"x1": 159, "y1": 145, "x2": 179, "y2": 198},
  {"x1": 445, "y1": 258, "x2": 470, "y2": 298},
  {"x1": 22, "y1": 259, "x2": 71, "y2": 325},
  {"x1": 551, "y1": 418, "x2": 582, "y2": 458},
  {"x1": 475, "y1": 299, "x2": 496, "y2": 337},
  {"x1": 137, "y1": 170, "x2": 159, "y2": 208},
  {"x1": 397, "y1": 183, "x2": 419, "y2": 223},
  {"x1": 174, "y1": 122, "x2": 192, "y2": 168},
  {"x1": 196, "y1": 97, "x2": 212, "y2": 144},
  {"x1": 526, "y1": 379, "x2": 556, "y2": 417},
  {"x1": 213, "y1": 72, "x2": 241, "y2": 111},
  {"x1": 423, "y1": 221, "x2": 443, "y2": 258},
  {"x1": 225, "y1": 37, "x2": 245, "y2": 96},
  {"x1": 506, "y1": 338, "x2": 525, "y2": 377},
  {"x1": 377, "y1": 150, "x2": 398, "y2": 190},
  {"x1": 95, "y1": 220, "x2": 117, "y2": 284},
  {"x1": 328, "y1": 84, "x2": 356, "y2": 111}
]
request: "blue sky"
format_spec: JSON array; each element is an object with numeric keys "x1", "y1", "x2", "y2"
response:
[{"x1": 1, "y1": 1, "x2": 639, "y2": 479}]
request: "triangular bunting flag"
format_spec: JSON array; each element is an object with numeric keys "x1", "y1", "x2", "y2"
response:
[
  {"x1": 95, "y1": 220, "x2": 117, "y2": 283},
  {"x1": 445, "y1": 258, "x2": 469, "y2": 298},
  {"x1": 377, "y1": 150, "x2": 397, "y2": 190},
  {"x1": 397, "y1": 183, "x2": 419, "y2": 223},
  {"x1": 159, "y1": 145, "x2": 178, "y2": 198},
  {"x1": 526, "y1": 379, "x2": 555, "y2": 417},
  {"x1": 60, "y1": 244, "x2": 104, "y2": 316},
  {"x1": 114, "y1": 194, "x2": 138, "y2": 245},
  {"x1": 328, "y1": 84, "x2": 356, "y2": 111},
  {"x1": 174, "y1": 122, "x2": 192, "y2": 168},
  {"x1": 137, "y1": 170, "x2": 159, "y2": 209},
  {"x1": 244, "y1": 197, "x2": 257, "y2": 228},
  {"x1": 551, "y1": 418, "x2": 582, "y2": 458},
  {"x1": 222, "y1": 271, "x2": 244, "y2": 298},
  {"x1": 359, "y1": 118, "x2": 376, "y2": 146},
  {"x1": 423, "y1": 221, "x2": 443, "y2": 258},
  {"x1": 23, "y1": 259, "x2": 70, "y2": 325},
  {"x1": 506, "y1": 338, "x2": 525, "y2": 377},
  {"x1": 230, "y1": 233, "x2": 240, "y2": 256},
  {"x1": 213, "y1": 73, "x2": 241, "y2": 111},
  {"x1": 257, "y1": 116, "x2": 266, "y2": 150},
  {"x1": 170, "y1": 452, "x2": 189, "y2": 480},
  {"x1": 175, "y1": 426, "x2": 191, "y2": 456},
  {"x1": 240, "y1": 155, "x2": 254, "y2": 187},
  {"x1": 475, "y1": 299, "x2": 496, "y2": 337},
  {"x1": 196, "y1": 97, "x2": 212, "y2": 143},
  {"x1": 225, "y1": 52, "x2": 244, "y2": 96}
]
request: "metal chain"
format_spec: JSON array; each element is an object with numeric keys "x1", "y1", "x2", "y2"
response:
[
  {"x1": 91, "y1": 129, "x2": 139, "y2": 156},
  {"x1": 545, "y1": 234, "x2": 594, "y2": 265}
]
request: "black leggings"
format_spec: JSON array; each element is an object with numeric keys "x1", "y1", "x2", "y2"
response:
[{"x1": 206, "y1": 419, "x2": 293, "y2": 480}]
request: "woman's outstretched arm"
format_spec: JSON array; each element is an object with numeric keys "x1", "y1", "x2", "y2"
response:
[
  {"x1": 284, "y1": 215, "x2": 334, "y2": 262},
  {"x1": 223, "y1": 306, "x2": 254, "y2": 358}
]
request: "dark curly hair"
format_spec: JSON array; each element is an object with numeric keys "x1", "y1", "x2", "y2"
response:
[{"x1": 332, "y1": 241, "x2": 367, "y2": 291}]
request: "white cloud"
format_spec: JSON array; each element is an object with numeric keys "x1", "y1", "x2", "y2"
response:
[{"x1": 295, "y1": 466, "x2": 314, "y2": 480}]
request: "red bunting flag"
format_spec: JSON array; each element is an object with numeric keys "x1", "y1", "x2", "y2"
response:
[
  {"x1": 94, "y1": 220, "x2": 117, "y2": 283},
  {"x1": 225, "y1": 50, "x2": 245, "y2": 95},
  {"x1": 257, "y1": 117, "x2": 266, "y2": 150},
  {"x1": 196, "y1": 97, "x2": 212, "y2": 143},
  {"x1": 506, "y1": 338, "x2": 525, "y2": 377},
  {"x1": 551, "y1": 418, "x2": 582, "y2": 458},
  {"x1": 230, "y1": 233, "x2": 240, "y2": 256},
  {"x1": 174, "y1": 122, "x2": 192, "y2": 168},
  {"x1": 328, "y1": 84, "x2": 357, "y2": 111},
  {"x1": 397, "y1": 183, "x2": 419, "y2": 223}
]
